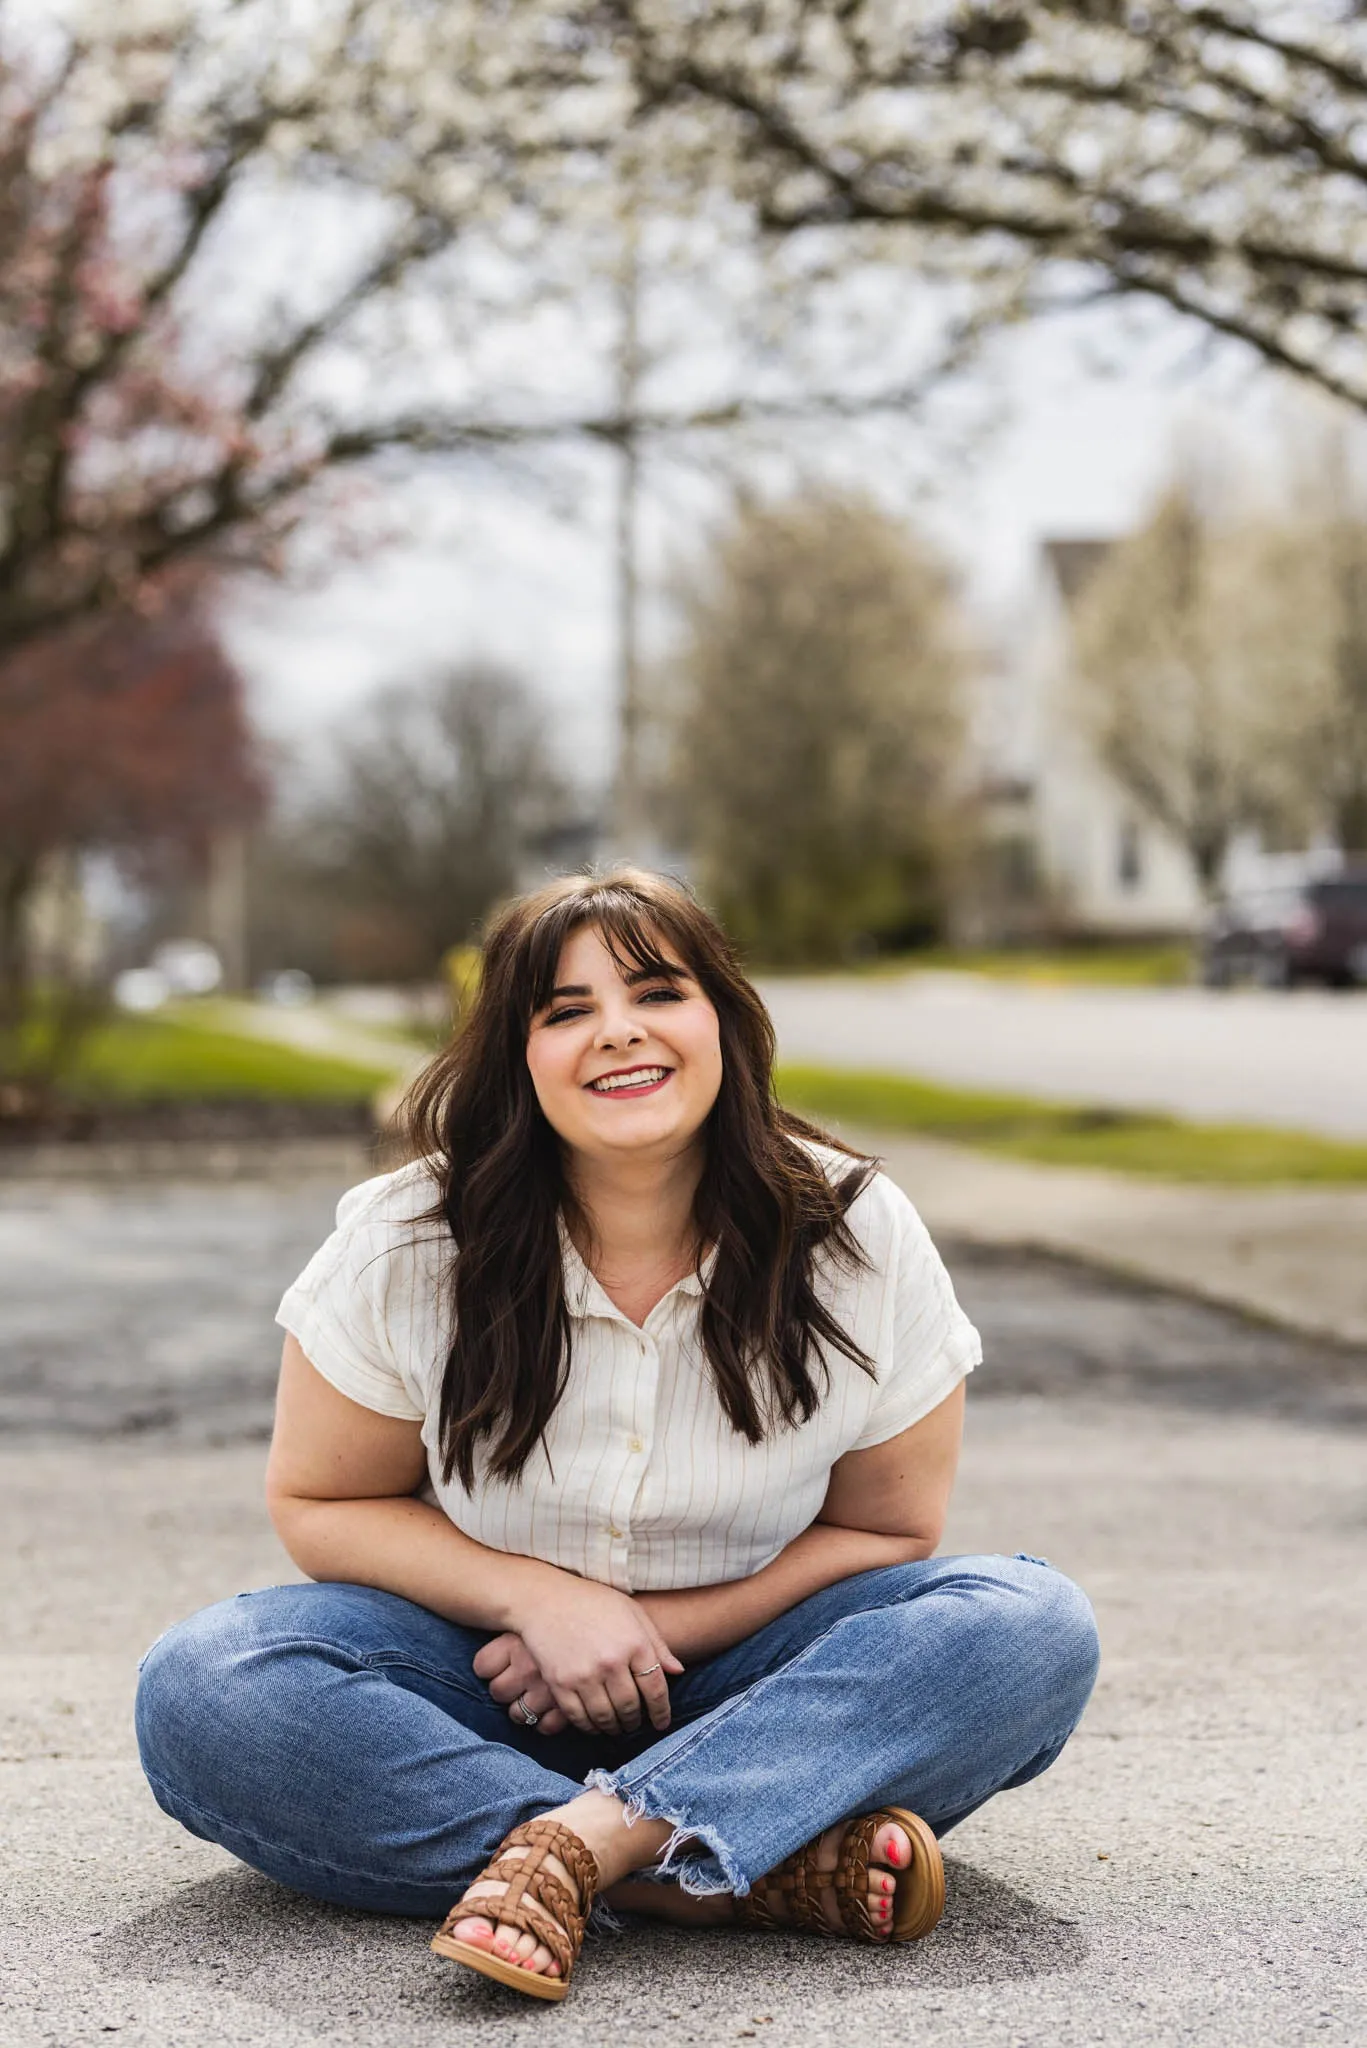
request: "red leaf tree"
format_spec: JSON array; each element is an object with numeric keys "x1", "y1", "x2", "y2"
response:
[{"x1": 0, "y1": 586, "x2": 265, "y2": 1075}]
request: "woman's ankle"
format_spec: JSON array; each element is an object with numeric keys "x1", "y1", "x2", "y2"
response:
[{"x1": 541, "y1": 1790, "x2": 675, "y2": 1891}]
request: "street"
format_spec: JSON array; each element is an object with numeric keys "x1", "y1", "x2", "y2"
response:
[
  {"x1": 2, "y1": 1150, "x2": 1364, "y2": 2046},
  {"x1": 759, "y1": 974, "x2": 1367, "y2": 1138}
]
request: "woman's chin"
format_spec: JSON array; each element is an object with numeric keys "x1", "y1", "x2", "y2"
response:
[{"x1": 575, "y1": 1110, "x2": 702, "y2": 1158}]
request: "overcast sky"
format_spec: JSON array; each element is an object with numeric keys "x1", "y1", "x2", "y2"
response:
[{"x1": 223, "y1": 296, "x2": 1303, "y2": 799}]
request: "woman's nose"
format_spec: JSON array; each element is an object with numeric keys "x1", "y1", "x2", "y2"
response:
[{"x1": 595, "y1": 1008, "x2": 645, "y2": 1049}]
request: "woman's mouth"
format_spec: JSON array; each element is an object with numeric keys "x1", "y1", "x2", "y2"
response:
[{"x1": 585, "y1": 1066, "x2": 673, "y2": 1099}]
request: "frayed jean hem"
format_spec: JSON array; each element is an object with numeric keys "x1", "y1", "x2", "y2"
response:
[{"x1": 583, "y1": 1767, "x2": 749, "y2": 1898}]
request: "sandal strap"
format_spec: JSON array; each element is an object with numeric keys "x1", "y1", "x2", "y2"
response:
[
  {"x1": 439, "y1": 1816, "x2": 601, "y2": 1982},
  {"x1": 734, "y1": 1885, "x2": 785, "y2": 1932},
  {"x1": 789, "y1": 1838, "x2": 830, "y2": 1933},
  {"x1": 735, "y1": 1838, "x2": 838, "y2": 1938},
  {"x1": 502, "y1": 1818, "x2": 600, "y2": 1915},
  {"x1": 830, "y1": 1813, "x2": 881, "y2": 1940},
  {"x1": 742, "y1": 1810, "x2": 902, "y2": 1944}
]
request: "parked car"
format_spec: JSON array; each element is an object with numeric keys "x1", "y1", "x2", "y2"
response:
[{"x1": 1200, "y1": 870, "x2": 1367, "y2": 987}]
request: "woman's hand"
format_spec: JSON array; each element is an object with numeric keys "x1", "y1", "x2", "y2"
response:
[
  {"x1": 473, "y1": 1632, "x2": 570, "y2": 1737},
  {"x1": 487, "y1": 1580, "x2": 684, "y2": 1737}
]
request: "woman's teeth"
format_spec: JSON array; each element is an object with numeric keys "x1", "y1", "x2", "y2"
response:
[{"x1": 588, "y1": 1067, "x2": 669, "y2": 1093}]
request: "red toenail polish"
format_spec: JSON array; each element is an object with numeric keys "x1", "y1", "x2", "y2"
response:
[{"x1": 887, "y1": 1845, "x2": 900, "y2": 1863}]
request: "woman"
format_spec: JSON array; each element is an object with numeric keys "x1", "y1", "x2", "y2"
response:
[{"x1": 135, "y1": 869, "x2": 1098, "y2": 2004}]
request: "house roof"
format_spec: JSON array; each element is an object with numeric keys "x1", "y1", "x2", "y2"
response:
[{"x1": 1042, "y1": 538, "x2": 1113, "y2": 605}]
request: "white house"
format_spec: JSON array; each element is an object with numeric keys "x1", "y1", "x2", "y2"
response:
[{"x1": 974, "y1": 538, "x2": 1206, "y2": 939}]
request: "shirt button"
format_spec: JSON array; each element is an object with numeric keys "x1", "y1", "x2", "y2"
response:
[
  {"x1": 628, "y1": 1435, "x2": 643, "y2": 1453},
  {"x1": 608, "y1": 1525, "x2": 623, "y2": 1539}
]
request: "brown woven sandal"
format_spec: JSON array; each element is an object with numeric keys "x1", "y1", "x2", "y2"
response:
[
  {"x1": 735, "y1": 1805, "x2": 944, "y2": 1943},
  {"x1": 430, "y1": 1817, "x2": 600, "y2": 2002}
]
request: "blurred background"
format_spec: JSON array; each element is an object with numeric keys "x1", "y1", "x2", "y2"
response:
[
  {"x1": 5, "y1": 12, "x2": 1367, "y2": 2044},
  {"x1": 3, "y1": 0, "x2": 1366, "y2": 1158}
]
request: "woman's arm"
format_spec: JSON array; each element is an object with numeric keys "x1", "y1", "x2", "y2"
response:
[
  {"x1": 635, "y1": 1382, "x2": 965, "y2": 1662},
  {"x1": 266, "y1": 1336, "x2": 681, "y2": 1734}
]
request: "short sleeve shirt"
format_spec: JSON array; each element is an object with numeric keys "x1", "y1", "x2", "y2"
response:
[{"x1": 276, "y1": 1142, "x2": 980, "y2": 1593}]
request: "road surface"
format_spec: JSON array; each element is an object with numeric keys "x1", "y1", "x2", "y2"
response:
[
  {"x1": 3, "y1": 1154, "x2": 1363, "y2": 2047},
  {"x1": 759, "y1": 973, "x2": 1367, "y2": 1138}
]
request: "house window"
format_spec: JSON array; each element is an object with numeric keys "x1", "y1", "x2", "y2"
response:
[{"x1": 1117, "y1": 819, "x2": 1143, "y2": 891}]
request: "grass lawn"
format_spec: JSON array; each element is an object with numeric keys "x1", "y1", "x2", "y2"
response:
[
  {"x1": 55, "y1": 1012, "x2": 394, "y2": 1102},
  {"x1": 776, "y1": 1063, "x2": 1367, "y2": 1184}
]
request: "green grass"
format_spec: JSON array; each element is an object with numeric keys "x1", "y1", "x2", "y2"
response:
[
  {"x1": 894, "y1": 944, "x2": 1192, "y2": 986},
  {"x1": 763, "y1": 944, "x2": 1192, "y2": 985},
  {"x1": 55, "y1": 1013, "x2": 394, "y2": 1103},
  {"x1": 776, "y1": 1063, "x2": 1367, "y2": 1184}
]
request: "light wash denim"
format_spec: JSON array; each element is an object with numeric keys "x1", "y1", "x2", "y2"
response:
[{"x1": 135, "y1": 1555, "x2": 1099, "y2": 1918}]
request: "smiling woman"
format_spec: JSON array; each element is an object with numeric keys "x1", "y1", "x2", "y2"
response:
[{"x1": 133, "y1": 869, "x2": 1099, "y2": 2005}]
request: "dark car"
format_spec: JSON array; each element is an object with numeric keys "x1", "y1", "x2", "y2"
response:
[{"x1": 1200, "y1": 870, "x2": 1367, "y2": 987}]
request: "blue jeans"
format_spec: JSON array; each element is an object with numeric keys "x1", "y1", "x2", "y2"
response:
[{"x1": 134, "y1": 1554, "x2": 1099, "y2": 1918}]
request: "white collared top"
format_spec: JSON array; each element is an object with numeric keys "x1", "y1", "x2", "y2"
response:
[{"x1": 276, "y1": 1143, "x2": 980, "y2": 1593}]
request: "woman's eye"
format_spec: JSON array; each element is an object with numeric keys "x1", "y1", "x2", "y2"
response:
[
  {"x1": 545, "y1": 1006, "x2": 588, "y2": 1025},
  {"x1": 639, "y1": 986, "x2": 684, "y2": 1004}
]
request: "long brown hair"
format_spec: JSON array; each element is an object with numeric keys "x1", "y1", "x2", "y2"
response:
[{"x1": 403, "y1": 869, "x2": 877, "y2": 1489}]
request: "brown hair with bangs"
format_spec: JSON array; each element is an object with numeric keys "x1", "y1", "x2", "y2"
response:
[{"x1": 403, "y1": 868, "x2": 878, "y2": 1491}]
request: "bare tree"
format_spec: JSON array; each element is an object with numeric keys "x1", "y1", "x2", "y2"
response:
[
  {"x1": 1069, "y1": 485, "x2": 1291, "y2": 896},
  {"x1": 307, "y1": 662, "x2": 571, "y2": 978},
  {"x1": 1229, "y1": 436, "x2": 1367, "y2": 855},
  {"x1": 1305, "y1": 514, "x2": 1367, "y2": 854},
  {"x1": 670, "y1": 490, "x2": 968, "y2": 963}
]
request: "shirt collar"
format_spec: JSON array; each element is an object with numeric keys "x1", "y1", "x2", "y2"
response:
[{"x1": 556, "y1": 1213, "x2": 715, "y2": 1321}]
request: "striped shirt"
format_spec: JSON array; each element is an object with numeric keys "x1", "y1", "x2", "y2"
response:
[{"x1": 275, "y1": 1144, "x2": 980, "y2": 1593}]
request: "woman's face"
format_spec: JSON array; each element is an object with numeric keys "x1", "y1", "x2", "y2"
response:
[{"x1": 525, "y1": 923, "x2": 723, "y2": 1167}]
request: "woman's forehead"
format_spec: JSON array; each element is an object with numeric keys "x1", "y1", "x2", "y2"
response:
[{"x1": 554, "y1": 921, "x2": 686, "y2": 980}]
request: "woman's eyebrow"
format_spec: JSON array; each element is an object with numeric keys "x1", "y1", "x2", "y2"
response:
[{"x1": 546, "y1": 963, "x2": 687, "y2": 1001}]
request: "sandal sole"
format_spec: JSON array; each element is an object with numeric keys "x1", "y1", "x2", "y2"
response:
[
  {"x1": 881, "y1": 1806, "x2": 945, "y2": 1942},
  {"x1": 430, "y1": 1931, "x2": 570, "y2": 2001}
]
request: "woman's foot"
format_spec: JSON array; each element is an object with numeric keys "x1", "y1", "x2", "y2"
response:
[
  {"x1": 605, "y1": 1816, "x2": 914, "y2": 1938},
  {"x1": 445, "y1": 1791, "x2": 675, "y2": 1983},
  {"x1": 445, "y1": 1840, "x2": 581, "y2": 1980}
]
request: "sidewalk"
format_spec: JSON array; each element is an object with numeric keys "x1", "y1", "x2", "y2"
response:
[{"x1": 863, "y1": 1130, "x2": 1367, "y2": 1349}]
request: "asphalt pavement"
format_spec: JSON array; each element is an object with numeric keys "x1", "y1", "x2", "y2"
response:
[
  {"x1": 3, "y1": 1151, "x2": 1365, "y2": 2047},
  {"x1": 759, "y1": 974, "x2": 1367, "y2": 1138}
]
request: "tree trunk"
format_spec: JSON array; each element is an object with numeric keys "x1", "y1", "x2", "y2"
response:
[
  {"x1": 1337, "y1": 786, "x2": 1367, "y2": 857},
  {"x1": 0, "y1": 855, "x2": 38, "y2": 1032}
]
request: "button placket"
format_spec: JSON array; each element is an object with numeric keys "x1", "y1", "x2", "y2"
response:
[{"x1": 604, "y1": 1328, "x2": 660, "y2": 1573}]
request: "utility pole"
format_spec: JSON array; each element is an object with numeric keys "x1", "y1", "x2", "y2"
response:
[
  {"x1": 611, "y1": 197, "x2": 647, "y2": 864},
  {"x1": 205, "y1": 828, "x2": 248, "y2": 992}
]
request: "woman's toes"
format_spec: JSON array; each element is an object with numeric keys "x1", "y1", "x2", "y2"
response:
[
  {"x1": 450, "y1": 1914, "x2": 496, "y2": 1949},
  {"x1": 871, "y1": 1820, "x2": 913, "y2": 1872}
]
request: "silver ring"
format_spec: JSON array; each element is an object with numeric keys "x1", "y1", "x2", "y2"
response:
[
  {"x1": 633, "y1": 1663, "x2": 662, "y2": 1678},
  {"x1": 513, "y1": 1694, "x2": 539, "y2": 1727}
]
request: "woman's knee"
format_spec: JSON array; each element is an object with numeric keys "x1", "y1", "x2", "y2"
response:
[
  {"x1": 135, "y1": 1595, "x2": 260, "y2": 1798},
  {"x1": 980, "y1": 1554, "x2": 1100, "y2": 1718},
  {"x1": 877, "y1": 1552, "x2": 1099, "y2": 1722},
  {"x1": 136, "y1": 1585, "x2": 337, "y2": 1795}
]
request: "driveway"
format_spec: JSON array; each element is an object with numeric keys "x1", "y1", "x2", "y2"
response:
[
  {"x1": 759, "y1": 974, "x2": 1367, "y2": 1137},
  {"x1": 2, "y1": 1152, "x2": 1364, "y2": 2045}
]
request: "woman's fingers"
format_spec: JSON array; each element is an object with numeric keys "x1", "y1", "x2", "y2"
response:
[
  {"x1": 506, "y1": 1678, "x2": 556, "y2": 1725},
  {"x1": 472, "y1": 1634, "x2": 516, "y2": 1683},
  {"x1": 633, "y1": 1661, "x2": 673, "y2": 1731},
  {"x1": 579, "y1": 1679, "x2": 625, "y2": 1735},
  {"x1": 605, "y1": 1669, "x2": 644, "y2": 1733},
  {"x1": 552, "y1": 1686, "x2": 596, "y2": 1734}
]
